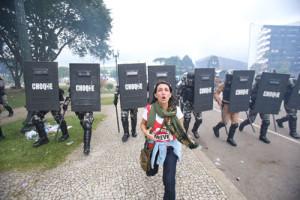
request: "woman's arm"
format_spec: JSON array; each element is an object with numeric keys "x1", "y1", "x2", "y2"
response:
[
  {"x1": 214, "y1": 83, "x2": 224, "y2": 106},
  {"x1": 140, "y1": 119, "x2": 155, "y2": 140}
]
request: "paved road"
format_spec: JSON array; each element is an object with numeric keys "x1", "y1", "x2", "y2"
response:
[
  {"x1": 190, "y1": 104, "x2": 300, "y2": 200},
  {"x1": 0, "y1": 105, "x2": 245, "y2": 200}
]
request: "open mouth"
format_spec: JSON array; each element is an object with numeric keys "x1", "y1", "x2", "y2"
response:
[{"x1": 162, "y1": 96, "x2": 166, "y2": 100}]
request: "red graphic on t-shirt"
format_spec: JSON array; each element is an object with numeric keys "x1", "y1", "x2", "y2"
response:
[{"x1": 146, "y1": 104, "x2": 174, "y2": 142}]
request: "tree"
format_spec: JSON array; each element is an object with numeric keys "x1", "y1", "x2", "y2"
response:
[
  {"x1": 0, "y1": 0, "x2": 112, "y2": 88},
  {"x1": 153, "y1": 55, "x2": 195, "y2": 76}
]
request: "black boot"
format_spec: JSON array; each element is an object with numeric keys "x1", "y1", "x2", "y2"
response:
[
  {"x1": 121, "y1": 116, "x2": 130, "y2": 142},
  {"x1": 83, "y1": 130, "x2": 91, "y2": 155},
  {"x1": 58, "y1": 120, "x2": 70, "y2": 142},
  {"x1": 131, "y1": 115, "x2": 137, "y2": 137},
  {"x1": 276, "y1": 116, "x2": 288, "y2": 128},
  {"x1": 288, "y1": 118, "x2": 300, "y2": 139},
  {"x1": 213, "y1": 122, "x2": 225, "y2": 138},
  {"x1": 192, "y1": 119, "x2": 202, "y2": 138},
  {"x1": 4, "y1": 105, "x2": 14, "y2": 117},
  {"x1": 227, "y1": 123, "x2": 238, "y2": 147},
  {"x1": 33, "y1": 122, "x2": 49, "y2": 147},
  {"x1": 0, "y1": 127, "x2": 5, "y2": 141},
  {"x1": 259, "y1": 122, "x2": 270, "y2": 144},
  {"x1": 239, "y1": 119, "x2": 250, "y2": 132}
]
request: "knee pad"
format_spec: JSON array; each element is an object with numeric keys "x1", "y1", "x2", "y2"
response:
[{"x1": 82, "y1": 120, "x2": 92, "y2": 130}]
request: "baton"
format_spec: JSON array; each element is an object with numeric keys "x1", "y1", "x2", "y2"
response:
[
  {"x1": 245, "y1": 111, "x2": 256, "y2": 133},
  {"x1": 272, "y1": 114, "x2": 277, "y2": 132},
  {"x1": 115, "y1": 105, "x2": 120, "y2": 133}
]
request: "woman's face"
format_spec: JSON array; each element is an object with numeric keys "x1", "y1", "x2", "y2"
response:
[{"x1": 154, "y1": 83, "x2": 172, "y2": 104}]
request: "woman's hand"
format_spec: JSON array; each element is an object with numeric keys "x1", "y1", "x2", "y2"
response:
[{"x1": 145, "y1": 128, "x2": 155, "y2": 141}]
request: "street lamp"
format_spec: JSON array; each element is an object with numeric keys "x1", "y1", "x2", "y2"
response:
[{"x1": 112, "y1": 50, "x2": 119, "y2": 84}]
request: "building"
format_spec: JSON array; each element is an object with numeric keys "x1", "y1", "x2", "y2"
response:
[{"x1": 255, "y1": 25, "x2": 300, "y2": 74}]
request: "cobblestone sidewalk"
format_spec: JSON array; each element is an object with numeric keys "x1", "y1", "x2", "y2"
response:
[{"x1": 0, "y1": 105, "x2": 246, "y2": 200}]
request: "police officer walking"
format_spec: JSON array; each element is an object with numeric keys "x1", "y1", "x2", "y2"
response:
[
  {"x1": 114, "y1": 86, "x2": 138, "y2": 142},
  {"x1": 0, "y1": 76, "x2": 14, "y2": 117},
  {"x1": 239, "y1": 75, "x2": 271, "y2": 144},
  {"x1": 212, "y1": 73, "x2": 239, "y2": 146},
  {"x1": 177, "y1": 72, "x2": 202, "y2": 138},
  {"x1": 0, "y1": 95, "x2": 5, "y2": 141},
  {"x1": 276, "y1": 77, "x2": 300, "y2": 139}
]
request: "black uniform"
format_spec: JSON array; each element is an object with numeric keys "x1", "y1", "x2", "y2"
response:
[
  {"x1": 177, "y1": 72, "x2": 202, "y2": 138},
  {"x1": 276, "y1": 78, "x2": 300, "y2": 139},
  {"x1": 0, "y1": 77, "x2": 14, "y2": 117},
  {"x1": 239, "y1": 75, "x2": 271, "y2": 144},
  {"x1": 114, "y1": 86, "x2": 138, "y2": 142},
  {"x1": 32, "y1": 88, "x2": 70, "y2": 147},
  {"x1": 0, "y1": 94, "x2": 5, "y2": 141}
]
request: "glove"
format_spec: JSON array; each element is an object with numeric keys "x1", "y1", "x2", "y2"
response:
[{"x1": 113, "y1": 94, "x2": 118, "y2": 106}]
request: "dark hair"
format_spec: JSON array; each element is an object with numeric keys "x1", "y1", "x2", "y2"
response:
[{"x1": 151, "y1": 80, "x2": 177, "y2": 109}]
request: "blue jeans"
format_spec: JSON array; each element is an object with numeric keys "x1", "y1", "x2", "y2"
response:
[{"x1": 147, "y1": 147, "x2": 178, "y2": 200}]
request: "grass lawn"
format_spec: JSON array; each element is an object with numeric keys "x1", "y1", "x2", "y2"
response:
[
  {"x1": 0, "y1": 113, "x2": 105, "y2": 172},
  {"x1": 6, "y1": 88, "x2": 113, "y2": 109},
  {"x1": 6, "y1": 88, "x2": 26, "y2": 109}
]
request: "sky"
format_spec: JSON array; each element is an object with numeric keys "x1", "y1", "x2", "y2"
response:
[{"x1": 56, "y1": 0, "x2": 300, "y2": 67}]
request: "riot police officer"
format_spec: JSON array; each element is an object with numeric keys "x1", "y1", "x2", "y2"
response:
[
  {"x1": 0, "y1": 96, "x2": 5, "y2": 141},
  {"x1": 276, "y1": 77, "x2": 300, "y2": 139},
  {"x1": 32, "y1": 88, "x2": 70, "y2": 147},
  {"x1": 177, "y1": 72, "x2": 202, "y2": 138},
  {"x1": 0, "y1": 76, "x2": 14, "y2": 117},
  {"x1": 212, "y1": 73, "x2": 239, "y2": 146},
  {"x1": 114, "y1": 85, "x2": 138, "y2": 142},
  {"x1": 239, "y1": 75, "x2": 271, "y2": 144}
]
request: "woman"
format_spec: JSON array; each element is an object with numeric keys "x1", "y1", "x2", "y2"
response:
[{"x1": 140, "y1": 81, "x2": 197, "y2": 200}]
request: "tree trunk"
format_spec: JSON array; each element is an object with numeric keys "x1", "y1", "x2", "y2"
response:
[{"x1": 14, "y1": 75, "x2": 22, "y2": 89}]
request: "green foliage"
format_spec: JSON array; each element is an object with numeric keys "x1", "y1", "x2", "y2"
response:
[
  {"x1": 6, "y1": 88, "x2": 113, "y2": 108},
  {"x1": 153, "y1": 55, "x2": 195, "y2": 76},
  {"x1": 101, "y1": 95, "x2": 113, "y2": 105},
  {"x1": 0, "y1": 0, "x2": 112, "y2": 87},
  {"x1": 58, "y1": 67, "x2": 69, "y2": 79},
  {"x1": 0, "y1": 113, "x2": 105, "y2": 171},
  {"x1": 6, "y1": 88, "x2": 26, "y2": 109},
  {"x1": 105, "y1": 83, "x2": 114, "y2": 90}
]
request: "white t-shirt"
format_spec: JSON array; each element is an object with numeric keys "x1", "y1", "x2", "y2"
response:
[{"x1": 142, "y1": 104, "x2": 184, "y2": 142}]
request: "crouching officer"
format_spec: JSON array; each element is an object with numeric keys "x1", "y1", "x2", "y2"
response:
[
  {"x1": 212, "y1": 73, "x2": 239, "y2": 146},
  {"x1": 32, "y1": 88, "x2": 70, "y2": 147},
  {"x1": 23, "y1": 61, "x2": 69, "y2": 147}
]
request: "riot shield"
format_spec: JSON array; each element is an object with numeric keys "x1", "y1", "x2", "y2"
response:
[
  {"x1": 24, "y1": 61, "x2": 59, "y2": 111},
  {"x1": 253, "y1": 72, "x2": 289, "y2": 114},
  {"x1": 148, "y1": 65, "x2": 176, "y2": 102},
  {"x1": 228, "y1": 70, "x2": 255, "y2": 112},
  {"x1": 118, "y1": 63, "x2": 147, "y2": 109},
  {"x1": 286, "y1": 74, "x2": 300, "y2": 110},
  {"x1": 69, "y1": 63, "x2": 100, "y2": 112},
  {"x1": 193, "y1": 68, "x2": 215, "y2": 112}
]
